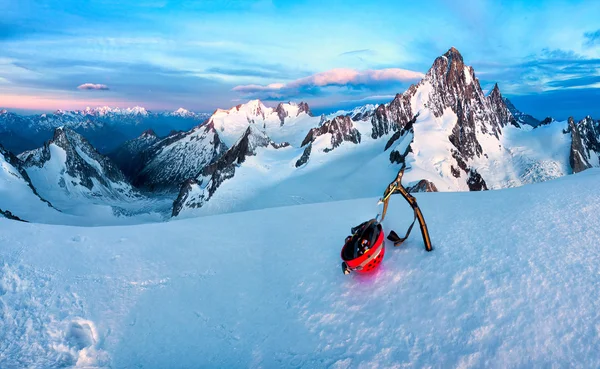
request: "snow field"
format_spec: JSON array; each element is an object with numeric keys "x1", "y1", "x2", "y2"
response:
[{"x1": 1, "y1": 169, "x2": 600, "y2": 367}]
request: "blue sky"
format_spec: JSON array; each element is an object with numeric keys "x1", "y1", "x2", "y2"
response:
[{"x1": 1, "y1": 0, "x2": 599, "y2": 120}]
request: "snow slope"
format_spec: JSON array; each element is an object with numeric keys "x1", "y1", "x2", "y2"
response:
[{"x1": 2, "y1": 170, "x2": 600, "y2": 368}]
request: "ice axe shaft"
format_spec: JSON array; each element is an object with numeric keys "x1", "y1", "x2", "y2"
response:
[{"x1": 378, "y1": 165, "x2": 433, "y2": 252}]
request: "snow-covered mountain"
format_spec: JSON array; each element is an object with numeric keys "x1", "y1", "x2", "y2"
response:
[
  {"x1": 129, "y1": 100, "x2": 318, "y2": 191},
  {"x1": 132, "y1": 122, "x2": 228, "y2": 191},
  {"x1": 18, "y1": 127, "x2": 139, "y2": 208},
  {"x1": 172, "y1": 125, "x2": 290, "y2": 216},
  {"x1": 1, "y1": 47, "x2": 597, "y2": 222},
  {"x1": 207, "y1": 100, "x2": 318, "y2": 147},
  {"x1": 171, "y1": 47, "x2": 598, "y2": 218},
  {"x1": 0, "y1": 107, "x2": 211, "y2": 154},
  {"x1": 325, "y1": 104, "x2": 378, "y2": 121}
]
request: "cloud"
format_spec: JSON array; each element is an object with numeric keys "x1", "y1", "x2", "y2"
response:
[
  {"x1": 584, "y1": 29, "x2": 600, "y2": 47},
  {"x1": 205, "y1": 67, "x2": 287, "y2": 78},
  {"x1": 340, "y1": 94, "x2": 397, "y2": 103},
  {"x1": 547, "y1": 75, "x2": 600, "y2": 88},
  {"x1": 77, "y1": 83, "x2": 109, "y2": 90},
  {"x1": 232, "y1": 68, "x2": 424, "y2": 98},
  {"x1": 473, "y1": 48, "x2": 600, "y2": 95},
  {"x1": 339, "y1": 49, "x2": 373, "y2": 56}
]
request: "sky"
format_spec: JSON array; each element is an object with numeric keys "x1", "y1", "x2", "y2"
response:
[{"x1": 1, "y1": 0, "x2": 599, "y2": 120}]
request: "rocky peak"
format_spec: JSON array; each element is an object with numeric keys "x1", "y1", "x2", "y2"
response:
[
  {"x1": 301, "y1": 115, "x2": 361, "y2": 150},
  {"x1": 275, "y1": 103, "x2": 288, "y2": 126},
  {"x1": 567, "y1": 116, "x2": 600, "y2": 173},
  {"x1": 296, "y1": 115, "x2": 361, "y2": 167},
  {"x1": 20, "y1": 127, "x2": 130, "y2": 191},
  {"x1": 0, "y1": 109, "x2": 7, "y2": 115},
  {"x1": 487, "y1": 84, "x2": 516, "y2": 128},
  {"x1": 297, "y1": 102, "x2": 312, "y2": 116},
  {"x1": 441, "y1": 46, "x2": 465, "y2": 78},
  {"x1": 140, "y1": 129, "x2": 157, "y2": 138},
  {"x1": 239, "y1": 124, "x2": 273, "y2": 157}
]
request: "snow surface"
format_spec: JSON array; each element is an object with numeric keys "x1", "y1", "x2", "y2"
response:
[{"x1": 2, "y1": 169, "x2": 600, "y2": 368}]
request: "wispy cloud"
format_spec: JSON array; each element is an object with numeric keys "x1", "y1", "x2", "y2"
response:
[
  {"x1": 584, "y1": 29, "x2": 600, "y2": 47},
  {"x1": 205, "y1": 67, "x2": 290, "y2": 79},
  {"x1": 339, "y1": 49, "x2": 373, "y2": 56},
  {"x1": 547, "y1": 75, "x2": 600, "y2": 88},
  {"x1": 233, "y1": 68, "x2": 424, "y2": 98},
  {"x1": 340, "y1": 94, "x2": 397, "y2": 103},
  {"x1": 77, "y1": 83, "x2": 109, "y2": 90}
]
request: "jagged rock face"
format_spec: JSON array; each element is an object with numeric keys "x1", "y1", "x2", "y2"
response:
[
  {"x1": 538, "y1": 117, "x2": 554, "y2": 127},
  {"x1": 295, "y1": 143, "x2": 312, "y2": 168},
  {"x1": 19, "y1": 127, "x2": 130, "y2": 192},
  {"x1": 172, "y1": 178, "x2": 200, "y2": 217},
  {"x1": 108, "y1": 129, "x2": 159, "y2": 181},
  {"x1": 370, "y1": 94, "x2": 413, "y2": 139},
  {"x1": 172, "y1": 126, "x2": 285, "y2": 216},
  {"x1": 275, "y1": 103, "x2": 288, "y2": 126},
  {"x1": 0, "y1": 209, "x2": 26, "y2": 222},
  {"x1": 275, "y1": 102, "x2": 312, "y2": 125},
  {"x1": 418, "y1": 48, "x2": 512, "y2": 155},
  {"x1": 385, "y1": 115, "x2": 417, "y2": 151},
  {"x1": 504, "y1": 97, "x2": 540, "y2": 127},
  {"x1": 301, "y1": 115, "x2": 361, "y2": 151},
  {"x1": 427, "y1": 48, "x2": 509, "y2": 161},
  {"x1": 407, "y1": 179, "x2": 438, "y2": 193},
  {"x1": 466, "y1": 169, "x2": 488, "y2": 191},
  {"x1": 297, "y1": 102, "x2": 312, "y2": 116},
  {"x1": 134, "y1": 123, "x2": 227, "y2": 191},
  {"x1": 568, "y1": 116, "x2": 600, "y2": 173},
  {"x1": 488, "y1": 84, "x2": 518, "y2": 128}
]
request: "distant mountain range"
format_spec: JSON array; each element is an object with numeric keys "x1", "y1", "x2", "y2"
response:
[
  {"x1": 2, "y1": 47, "x2": 599, "y2": 223},
  {"x1": 0, "y1": 107, "x2": 210, "y2": 154}
]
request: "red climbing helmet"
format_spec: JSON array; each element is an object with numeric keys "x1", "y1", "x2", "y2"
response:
[{"x1": 341, "y1": 219, "x2": 385, "y2": 274}]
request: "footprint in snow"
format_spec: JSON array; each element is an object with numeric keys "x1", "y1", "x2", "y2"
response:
[
  {"x1": 66, "y1": 319, "x2": 96, "y2": 350},
  {"x1": 71, "y1": 235, "x2": 86, "y2": 243}
]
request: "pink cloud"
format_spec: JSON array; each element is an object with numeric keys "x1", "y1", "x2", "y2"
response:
[
  {"x1": 77, "y1": 83, "x2": 110, "y2": 90},
  {"x1": 233, "y1": 68, "x2": 424, "y2": 95}
]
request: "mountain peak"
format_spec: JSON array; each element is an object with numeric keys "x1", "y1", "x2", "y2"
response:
[
  {"x1": 172, "y1": 107, "x2": 192, "y2": 116},
  {"x1": 443, "y1": 47, "x2": 464, "y2": 63},
  {"x1": 489, "y1": 83, "x2": 502, "y2": 98},
  {"x1": 298, "y1": 101, "x2": 312, "y2": 116},
  {"x1": 141, "y1": 129, "x2": 157, "y2": 138}
]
